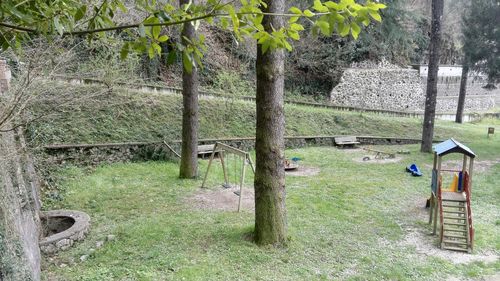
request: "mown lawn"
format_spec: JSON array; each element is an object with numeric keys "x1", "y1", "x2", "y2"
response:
[{"x1": 42, "y1": 119, "x2": 500, "y2": 281}]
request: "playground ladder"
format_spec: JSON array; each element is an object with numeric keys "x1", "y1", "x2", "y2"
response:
[{"x1": 438, "y1": 191, "x2": 473, "y2": 253}]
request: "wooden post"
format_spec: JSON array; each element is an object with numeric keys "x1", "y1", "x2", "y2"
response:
[
  {"x1": 201, "y1": 143, "x2": 218, "y2": 188},
  {"x1": 433, "y1": 155, "x2": 442, "y2": 235},
  {"x1": 237, "y1": 155, "x2": 247, "y2": 212},
  {"x1": 247, "y1": 155, "x2": 256, "y2": 174},
  {"x1": 429, "y1": 152, "x2": 437, "y2": 224},
  {"x1": 468, "y1": 157, "x2": 474, "y2": 199},
  {"x1": 428, "y1": 195, "x2": 434, "y2": 224},
  {"x1": 220, "y1": 150, "x2": 229, "y2": 187}
]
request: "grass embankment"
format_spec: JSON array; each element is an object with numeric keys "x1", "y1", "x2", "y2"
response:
[
  {"x1": 28, "y1": 83, "x2": 465, "y2": 146},
  {"x1": 43, "y1": 119, "x2": 499, "y2": 280}
]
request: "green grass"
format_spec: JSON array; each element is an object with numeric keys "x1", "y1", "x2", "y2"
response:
[
  {"x1": 26, "y1": 83, "x2": 497, "y2": 146},
  {"x1": 42, "y1": 123, "x2": 500, "y2": 280}
]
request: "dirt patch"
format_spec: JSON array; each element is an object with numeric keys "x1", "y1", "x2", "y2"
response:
[
  {"x1": 398, "y1": 226, "x2": 498, "y2": 264},
  {"x1": 187, "y1": 186, "x2": 255, "y2": 212},
  {"x1": 397, "y1": 198, "x2": 499, "y2": 265},
  {"x1": 352, "y1": 156, "x2": 402, "y2": 164},
  {"x1": 285, "y1": 166, "x2": 320, "y2": 177},
  {"x1": 424, "y1": 159, "x2": 500, "y2": 173},
  {"x1": 338, "y1": 148, "x2": 364, "y2": 153}
]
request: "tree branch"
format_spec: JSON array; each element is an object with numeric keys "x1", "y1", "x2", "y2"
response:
[{"x1": 0, "y1": 11, "x2": 333, "y2": 36}]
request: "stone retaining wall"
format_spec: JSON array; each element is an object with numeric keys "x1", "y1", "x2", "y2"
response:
[
  {"x1": 330, "y1": 64, "x2": 499, "y2": 113},
  {"x1": 436, "y1": 95, "x2": 496, "y2": 113},
  {"x1": 330, "y1": 68, "x2": 425, "y2": 112},
  {"x1": 43, "y1": 136, "x2": 426, "y2": 167}
]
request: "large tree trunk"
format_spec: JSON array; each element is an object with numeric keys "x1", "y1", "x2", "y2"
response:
[
  {"x1": 178, "y1": 0, "x2": 199, "y2": 179},
  {"x1": 0, "y1": 61, "x2": 41, "y2": 281},
  {"x1": 455, "y1": 63, "x2": 469, "y2": 123},
  {"x1": 254, "y1": 0, "x2": 287, "y2": 246},
  {"x1": 421, "y1": 0, "x2": 444, "y2": 153}
]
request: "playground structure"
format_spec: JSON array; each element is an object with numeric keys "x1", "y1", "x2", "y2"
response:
[
  {"x1": 201, "y1": 142, "x2": 255, "y2": 212},
  {"x1": 285, "y1": 158, "x2": 299, "y2": 170},
  {"x1": 362, "y1": 147, "x2": 396, "y2": 161},
  {"x1": 428, "y1": 139, "x2": 475, "y2": 253}
]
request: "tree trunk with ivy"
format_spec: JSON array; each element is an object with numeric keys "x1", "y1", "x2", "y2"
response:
[
  {"x1": 455, "y1": 63, "x2": 469, "y2": 123},
  {"x1": 421, "y1": 0, "x2": 444, "y2": 152},
  {"x1": 179, "y1": 0, "x2": 199, "y2": 179},
  {"x1": 254, "y1": 0, "x2": 287, "y2": 246}
]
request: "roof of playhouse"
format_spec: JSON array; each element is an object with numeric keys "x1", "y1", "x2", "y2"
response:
[{"x1": 433, "y1": 138, "x2": 476, "y2": 158}]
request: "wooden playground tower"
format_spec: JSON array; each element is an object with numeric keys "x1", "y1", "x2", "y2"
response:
[{"x1": 429, "y1": 139, "x2": 475, "y2": 253}]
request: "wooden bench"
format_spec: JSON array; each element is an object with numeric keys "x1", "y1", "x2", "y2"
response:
[
  {"x1": 197, "y1": 144, "x2": 223, "y2": 159},
  {"x1": 334, "y1": 136, "x2": 360, "y2": 148}
]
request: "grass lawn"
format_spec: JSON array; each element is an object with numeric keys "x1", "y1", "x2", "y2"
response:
[{"x1": 42, "y1": 119, "x2": 500, "y2": 280}]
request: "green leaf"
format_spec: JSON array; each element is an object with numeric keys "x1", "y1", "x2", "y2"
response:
[
  {"x1": 158, "y1": 35, "x2": 169, "y2": 42},
  {"x1": 313, "y1": 0, "x2": 329, "y2": 13},
  {"x1": 369, "y1": 11, "x2": 382, "y2": 22},
  {"x1": 316, "y1": 20, "x2": 330, "y2": 36},
  {"x1": 339, "y1": 22, "x2": 350, "y2": 36},
  {"x1": 324, "y1": 1, "x2": 340, "y2": 10},
  {"x1": 283, "y1": 40, "x2": 293, "y2": 51},
  {"x1": 261, "y1": 39, "x2": 271, "y2": 54},
  {"x1": 350, "y1": 22, "x2": 361, "y2": 39},
  {"x1": 182, "y1": 51, "x2": 193, "y2": 73},
  {"x1": 289, "y1": 7, "x2": 302, "y2": 15},
  {"x1": 53, "y1": 17, "x2": 63, "y2": 35},
  {"x1": 120, "y1": 43, "x2": 129, "y2": 60},
  {"x1": 74, "y1": 5, "x2": 87, "y2": 21},
  {"x1": 152, "y1": 25, "x2": 161, "y2": 39},
  {"x1": 290, "y1": 23, "x2": 304, "y2": 31},
  {"x1": 289, "y1": 16, "x2": 299, "y2": 24},
  {"x1": 148, "y1": 46, "x2": 155, "y2": 59},
  {"x1": 166, "y1": 51, "x2": 177, "y2": 65},
  {"x1": 303, "y1": 9, "x2": 315, "y2": 17},
  {"x1": 152, "y1": 42, "x2": 162, "y2": 56},
  {"x1": 288, "y1": 30, "x2": 300, "y2": 40}
]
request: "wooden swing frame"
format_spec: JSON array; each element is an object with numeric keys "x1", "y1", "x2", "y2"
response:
[{"x1": 201, "y1": 142, "x2": 255, "y2": 212}]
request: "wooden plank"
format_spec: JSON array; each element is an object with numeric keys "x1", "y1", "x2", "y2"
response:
[
  {"x1": 215, "y1": 142, "x2": 248, "y2": 157},
  {"x1": 162, "y1": 141, "x2": 181, "y2": 158},
  {"x1": 442, "y1": 192, "x2": 467, "y2": 202}
]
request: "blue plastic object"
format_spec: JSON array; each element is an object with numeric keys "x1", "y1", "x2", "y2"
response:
[
  {"x1": 457, "y1": 171, "x2": 463, "y2": 192},
  {"x1": 406, "y1": 163, "x2": 422, "y2": 177},
  {"x1": 291, "y1": 157, "x2": 301, "y2": 162}
]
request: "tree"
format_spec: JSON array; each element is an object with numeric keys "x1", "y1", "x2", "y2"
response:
[
  {"x1": 455, "y1": 0, "x2": 500, "y2": 123},
  {"x1": 420, "y1": 0, "x2": 444, "y2": 153},
  {"x1": 179, "y1": 0, "x2": 200, "y2": 179},
  {"x1": 254, "y1": 0, "x2": 287, "y2": 245}
]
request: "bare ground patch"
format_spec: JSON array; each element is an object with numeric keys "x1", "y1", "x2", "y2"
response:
[
  {"x1": 285, "y1": 166, "x2": 321, "y2": 177},
  {"x1": 352, "y1": 156, "x2": 402, "y2": 164},
  {"x1": 187, "y1": 186, "x2": 255, "y2": 212},
  {"x1": 397, "y1": 196, "x2": 499, "y2": 265}
]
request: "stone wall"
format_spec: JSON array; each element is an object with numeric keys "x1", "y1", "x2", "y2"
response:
[
  {"x1": 42, "y1": 136, "x2": 426, "y2": 167},
  {"x1": 43, "y1": 142, "x2": 179, "y2": 166},
  {"x1": 431, "y1": 76, "x2": 499, "y2": 97},
  {"x1": 330, "y1": 62, "x2": 499, "y2": 113},
  {"x1": 436, "y1": 95, "x2": 496, "y2": 113},
  {"x1": 330, "y1": 67, "x2": 425, "y2": 112}
]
